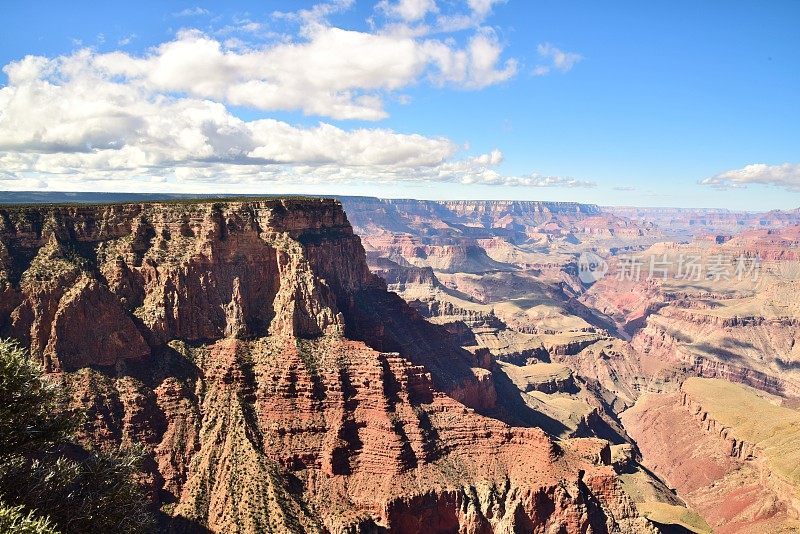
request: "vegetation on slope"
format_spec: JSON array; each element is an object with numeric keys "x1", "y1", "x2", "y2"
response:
[{"x1": 0, "y1": 339, "x2": 155, "y2": 534}]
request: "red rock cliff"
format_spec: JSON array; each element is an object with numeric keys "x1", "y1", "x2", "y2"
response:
[{"x1": 0, "y1": 199, "x2": 653, "y2": 533}]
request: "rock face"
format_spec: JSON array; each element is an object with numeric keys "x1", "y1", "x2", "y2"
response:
[
  {"x1": 342, "y1": 197, "x2": 658, "y2": 446},
  {"x1": 582, "y1": 232, "x2": 800, "y2": 399},
  {"x1": 0, "y1": 199, "x2": 655, "y2": 533},
  {"x1": 604, "y1": 206, "x2": 800, "y2": 238},
  {"x1": 1, "y1": 201, "x2": 365, "y2": 365},
  {"x1": 342, "y1": 197, "x2": 646, "y2": 251},
  {"x1": 622, "y1": 379, "x2": 800, "y2": 533}
]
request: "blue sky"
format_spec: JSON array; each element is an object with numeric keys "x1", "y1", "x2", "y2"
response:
[{"x1": 0, "y1": 0, "x2": 798, "y2": 209}]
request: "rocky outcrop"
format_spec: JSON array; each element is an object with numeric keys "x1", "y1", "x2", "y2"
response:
[
  {"x1": 680, "y1": 389, "x2": 758, "y2": 461},
  {"x1": 630, "y1": 307, "x2": 800, "y2": 397},
  {"x1": 2, "y1": 201, "x2": 508, "y2": 407},
  {"x1": 0, "y1": 199, "x2": 658, "y2": 533},
  {"x1": 342, "y1": 198, "x2": 648, "y2": 255},
  {"x1": 622, "y1": 380, "x2": 800, "y2": 532},
  {"x1": 366, "y1": 255, "x2": 438, "y2": 288},
  {"x1": 544, "y1": 336, "x2": 605, "y2": 357},
  {"x1": 1, "y1": 200, "x2": 360, "y2": 355},
  {"x1": 498, "y1": 362, "x2": 578, "y2": 394},
  {"x1": 604, "y1": 206, "x2": 800, "y2": 238}
]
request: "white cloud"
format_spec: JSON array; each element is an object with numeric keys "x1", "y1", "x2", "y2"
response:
[
  {"x1": 463, "y1": 29, "x2": 517, "y2": 87},
  {"x1": 273, "y1": 0, "x2": 355, "y2": 26},
  {"x1": 84, "y1": 26, "x2": 515, "y2": 121},
  {"x1": 431, "y1": 0, "x2": 504, "y2": 33},
  {"x1": 378, "y1": 0, "x2": 438, "y2": 22},
  {"x1": 173, "y1": 7, "x2": 210, "y2": 17},
  {"x1": 0, "y1": 58, "x2": 455, "y2": 170},
  {"x1": 533, "y1": 42, "x2": 582, "y2": 76},
  {"x1": 435, "y1": 150, "x2": 595, "y2": 187},
  {"x1": 700, "y1": 163, "x2": 800, "y2": 191},
  {"x1": 216, "y1": 19, "x2": 264, "y2": 36},
  {"x1": 424, "y1": 28, "x2": 516, "y2": 88},
  {"x1": 532, "y1": 65, "x2": 550, "y2": 76},
  {"x1": 0, "y1": 3, "x2": 590, "y2": 192},
  {"x1": 0, "y1": 61, "x2": 588, "y2": 189},
  {"x1": 467, "y1": 0, "x2": 504, "y2": 18},
  {"x1": 514, "y1": 174, "x2": 595, "y2": 188},
  {"x1": 118, "y1": 34, "x2": 136, "y2": 46}
]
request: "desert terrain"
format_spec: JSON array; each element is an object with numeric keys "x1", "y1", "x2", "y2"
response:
[{"x1": 0, "y1": 193, "x2": 799, "y2": 532}]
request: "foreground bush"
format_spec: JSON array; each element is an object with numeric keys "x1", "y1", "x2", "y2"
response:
[
  {"x1": 0, "y1": 503, "x2": 58, "y2": 534},
  {"x1": 0, "y1": 339, "x2": 155, "y2": 534}
]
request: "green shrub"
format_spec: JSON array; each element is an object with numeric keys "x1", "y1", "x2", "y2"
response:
[
  {"x1": 0, "y1": 340, "x2": 156, "y2": 534},
  {"x1": 0, "y1": 503, "x2": 59, "y2": 534},
  {"x1": 0, "y1": 340, "x2": 77, "y2": 457}
]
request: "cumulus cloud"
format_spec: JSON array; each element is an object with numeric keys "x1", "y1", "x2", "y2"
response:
[
  {"x1": 435, "y1": 150, "x2": 595, "y2": 187},
  {"x1": 118, "y1": 34, "x2": 136, "y2": 46},
  {"x1": 83, "y1": 25, "x2": 515, "y2": 120},
  {"x1": 0, "y1": 59, "x2": 588, "y2": 189},
  {"x1": 424, "y1": 28, "x2": 517, "y2": 88},
  {"x1": 173, "y1": 7, "x2": 210, "y2": 17},
  {"x1": 700, "y1": 163, "x2": 800, "y2": 191},
  {"x1": 467, "y1": 0, "x2": 504, "y2": 18},
  {"x1": 533, "y1": 43, "x2": 582, "y2": 76},
  {"x1": 273, "y1": 0, "x2": 355, "y2": 25},
  {"x1": 432, "y1": 0, "x2": 505, "y2": 32},
  {"x1": 378, "y1": 0, "x2": 438, "y2": 22},
  {"x1": 0, "y1": 59, "x2": 455, "y2": 171},
  {"x1": 0, "y1": 1, "x2": 591, "y2": 192}
]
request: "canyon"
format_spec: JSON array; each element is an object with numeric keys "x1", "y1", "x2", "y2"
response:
[
  {"x1": 1, "y1": 193, "x2": 799, "y2": 533},
  {"x1": 340, "y1": 196, "x2": 800, "y2": 533},
  {"x1": 0, "y1": 198, "x2": 657, "y2": 533}
]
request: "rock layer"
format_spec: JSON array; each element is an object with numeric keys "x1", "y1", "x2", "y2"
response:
[
  {"x1": 622, "y1": 379, "x2": 800, "y2": 533},
  {"x1": 0, "y1": 199, "x2": 656, "y2": 533}
]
